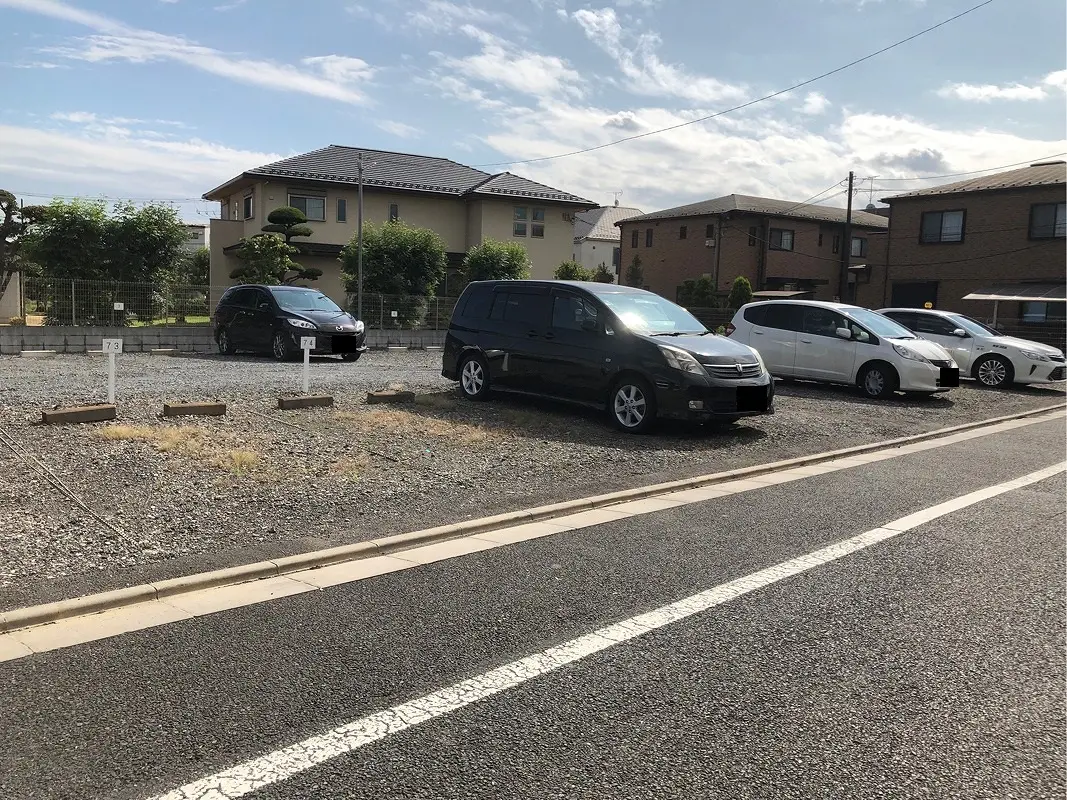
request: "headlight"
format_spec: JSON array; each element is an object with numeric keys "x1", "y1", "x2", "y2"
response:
[
  {"x1": 287, "y1": 318, "x2": 315, "y2": 330},
  {"x1": 748, "y1": 348, "x2": 766, "y2": 371},
  {"x1": 1020, "y1": 350, "x2": 1051, "y2": 362},
  {"x1": 892, "y1": 343, "x2": 929, "y2": 363},
  {"x1": 659, "y1": 345, "x2": 705, "y2": 376},
  {"x1": 354, "y1": 320, "x2": 365, "y2": 333}
]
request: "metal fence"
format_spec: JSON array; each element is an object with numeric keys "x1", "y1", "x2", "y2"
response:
[{"x1": 20, "y1": 279, "x2": 215, "y2": 327}]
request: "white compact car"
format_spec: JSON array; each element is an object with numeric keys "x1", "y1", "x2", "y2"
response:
[
  {"x1": 878, "y1": 308, "x2": 1066, "y2": 388},
  {"x1": 726, "y1": 300, "x2": 960, "y2": 399}
]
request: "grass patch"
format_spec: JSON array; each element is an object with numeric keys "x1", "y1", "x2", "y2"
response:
[
  {"x1": 329, "y1": 453, "x2": 371, "y2": 482},
  {"x1": 414, "y1": 392, "x2": 459, "y2": 411},
  {"x1": 337, "y1": 408, "x2": 492, "y2": 444},
  {"x1": 97, "y1": 424, "x2": 263, "y2": 475},
  {"x1": 220, "y1": 449, "x2": 260, "y2": 474}
]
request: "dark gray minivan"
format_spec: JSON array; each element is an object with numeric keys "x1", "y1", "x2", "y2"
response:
[{"x1": 441, "y1": 280, "x2": 774, "y2": 432}]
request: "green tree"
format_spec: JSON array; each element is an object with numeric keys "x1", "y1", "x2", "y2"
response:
[
  {"x1": 624, "y1": 254, "x2": 643, "y2": 288},
  {"x1": 261, "y1": 206, "x2": 313, "y2": 246},
  {"x1": 591, "y1": 263, "x2": 615, "y2": 283},
  {"x1": 728, "y1": 275, "x2": 753, "y2": 309},
  {"x1": 229, "y1": 234, "x2": 322, "y2": 285},
  {"x1": 186, "y1": 246, "x2": 210, "y2": 285},
  {"x1": 464, "y1": 239, "x2": 531, "y2": 282},
  {"x1": 554, "y1": 260, "x2": 592, "y2": 281},
  {"x1": 22, "y1": 198, "x2": 110, "y2": 281},
  {"x1": 0, "y1": 190, "x2": 33, "y2": 300},
  {"x1": 678, "y1": 276, "x2": 716, "y2": 307}
]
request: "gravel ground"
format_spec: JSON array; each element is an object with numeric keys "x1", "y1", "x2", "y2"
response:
[{"x1": 0, "y1": 350, "x2": 1063, "y2": 610}]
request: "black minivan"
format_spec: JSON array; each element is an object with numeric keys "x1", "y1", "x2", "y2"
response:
[
  {"x1": 213, "y1": 284, "x2": 367, "y2": 361},
  {"x1": 442, "y1": 280, "x2": 774, "y2": 432}
]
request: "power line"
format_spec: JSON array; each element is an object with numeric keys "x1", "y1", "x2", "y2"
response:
[
  {"x1": 868, "y1": 153, "x2": 1067, "y2": 182},
  {"x1": 471, "y1": 0, "x2": 994, "y2": 168}
]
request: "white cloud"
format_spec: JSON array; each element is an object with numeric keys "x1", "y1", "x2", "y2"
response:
[
  {"x1": 570, "y1": 8, "x2": 746, "y2": 105},
  {"x1": 798, "y1": 91, "x2": 830, "y2": 115},
  {"x1": 376, "y1": 120, "x2": 422, "y2": 139},
  {"x1": 12, "y1": 60, "x2": 69, "y2": 69},
  {"x1": 346, "y1": 3, "x2": 392, "y2": 29},
  {"x1": 937, "y1": 69, "x2": 1067, "y2": 102},
  {"x1": 406, "y1": 0, "x2": 517, "y2": 33},
  {"x1": 3, "y1": 0, "x2": 376, "y2": 104}
]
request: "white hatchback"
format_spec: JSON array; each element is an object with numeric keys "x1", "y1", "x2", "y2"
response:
[
  {"x1": 726, "y1": 300, "x2": 960, "y2": 399},
  {"x1": 878, "y1": 308, "x2": 1066, "y2": 388}
]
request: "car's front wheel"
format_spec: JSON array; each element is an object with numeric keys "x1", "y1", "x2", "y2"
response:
[
  {"x1": 973, "y1": 354, "x2": 1013, "y2": 388},
  {"x1": 858, "y1": 362, "x2": 899, "y2": 399},
  {"x1": 271, "y1": 331, "x2": 295, "y2": 362},
  {"x1": 610, "y1": 376, "x2": 657, "y2": 433},
  {"x1": 459, "y1": 353, "x2": 490, "y2": 400},
  {"x1": 217, "y1": 328, "x2": 235, "y2": 356}
]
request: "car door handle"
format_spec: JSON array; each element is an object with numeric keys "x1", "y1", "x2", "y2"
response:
[
  {"x1": 543, "y1": 332, "x2": 555, "y2": 340},
  {"x1": 800, "y1": 338, "x2": 812, "y2": 344},
  {"x1": 527, "y1": 330, "x2": 539, "y2": 338},
  {"x1": 753, "y1": 330, "x2": 763, "y2": 335}
]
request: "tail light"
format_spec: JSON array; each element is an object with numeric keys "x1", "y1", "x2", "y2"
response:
[{"x1": 724, "y1": 322, "x2": 736, "y2": 337}]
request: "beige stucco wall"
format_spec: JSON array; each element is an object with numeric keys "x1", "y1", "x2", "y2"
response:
[
  {"x1": 476, "y1": 200, "x2": 574, "y2": 280},
  {"x1": 0, "y1": 272, "x2": 21, "y2": 320}
]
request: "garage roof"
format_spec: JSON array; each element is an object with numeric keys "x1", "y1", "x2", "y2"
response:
[{"x1": 962, "y1": 283, "x2": 1067, "y2": 302}]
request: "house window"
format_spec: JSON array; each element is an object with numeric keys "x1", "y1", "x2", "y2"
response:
[
  {"x1": 389, "y1": 203, "x2": 399, "y2": 222},
  {"x1": 818, "y1": 233, "x2": 824, "y2": 247},
  {"x1": 1021, "y1": 301, "x2": 1067, "y2": 323},
  {"x1": 288, "y1": 194, "x2": 325, "y2": 221},
  {"x1": 748, "y1": 226, "x2": 758, "y2": 246},
  {"x1": 612, "y1": 247, "x2": 621, "y2": 268},
  {"x1": 832, "y1": 235, "x2": 840, "y2": 254},
  {"x1": 1029, "y1": 202, "x2": 1066, "y2": 239},
  {"x1": 532, "y1": 207, "x2": 545, "y2": 238},
  {"x1": 631, "y1": 229, "x2": 639, "y2": 248},
  {"x1": 850, "y1": 237, "x2": 868, "y2": 257},
  {"x1": 705, "y1": 224, "x2": 715, "y2": 238},
  {"x1": 514, "y1": 206, "x2": 528, "y2": 237},
  {"x1": 679, "y1": 225, "x2": 687, "y2": 240},
  {"x1": 769, "y1": 228, "x2": 794, "y2": 251},
  {"x1": 920, "y1": 210, "x2": 965, "y2": 243},
  {"x1": 337, "y1": 198, "x2": 347, "y2": 223},
  {"x1": 645, "y1": 229, "x2": 653, "y2": 247},
  {"x1": 242, "y1": 193, "x2": 254, "y2": 220}
]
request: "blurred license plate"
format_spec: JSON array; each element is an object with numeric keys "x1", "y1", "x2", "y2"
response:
[
  {"x1": 940, "y1": 367, "x2": 960, "y2": 387},
  {"x1": 333, "y1": 336, "x2": 362, "y2": 353},
  {"x1": 737, "y1": 385, "x2": 767, "y2": 412}
]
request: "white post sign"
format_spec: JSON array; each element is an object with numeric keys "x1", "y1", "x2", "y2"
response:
[
  {"x1": 102, "y1": 338, "x2": 123, "y2": 403},
  {"x1": 113, "y1": 302, "x2": 124, "y2": 311},
  {"x1": 300, "y1": 337, "x2": 315, "y2": 394}
]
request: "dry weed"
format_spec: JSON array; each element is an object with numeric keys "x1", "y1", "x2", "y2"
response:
[
  {"x1": 329, "y1": 453, "x2": 371, "y2": 482},
  {"x1": 97, "y1": 424, "x2": 263, "y2": 475},
  {"x1": 337, "y1": 408, "x2": 491, "y2": 444}
]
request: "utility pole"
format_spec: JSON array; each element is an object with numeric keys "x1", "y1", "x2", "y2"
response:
[
  {"x1": 839, "y1": 170, "x2": 854, "y2": 303},
  {"x1": 356, "y1": 152, "x2": 365, "y2": 323}
]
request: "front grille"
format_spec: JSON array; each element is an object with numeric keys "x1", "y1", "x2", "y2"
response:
[
  {"x1": 1050, "y1": 367, "x2": 1066, "y2": 381},
  {"x1": 929, "y1": 359, "x2": 954, "y2": 368},
  {"x1": 706, "y1": 363, "x2": 762, "y2": 379}
]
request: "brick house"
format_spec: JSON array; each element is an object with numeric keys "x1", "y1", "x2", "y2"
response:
[
  {"x1": 616, "y1": 195, "x2": 888, "y2": 303},
  {"x1": 856, "y1": 160, "x2": 1067, "y2": 327}
]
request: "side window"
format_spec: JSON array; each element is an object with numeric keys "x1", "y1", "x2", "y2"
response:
[
  {"x1": 489, "y1": 292, "x2": 509, "y2": 321},
  {"x1": 460, "y1": 286, "x2": 493, "y2": 320},
  {"x1": 552, "y1": 294, "x2": 598, "y2": 331},
  {"x1": 802, "y1": 307, "x2": 847, "y2": 338},
  {"x1": 762, "y1": 303, "x2": 802, "y2": 331},
  {"x1": 912, "y1": 313, "x2": 956, "y2": 336},
  {"x1": 502, "y1": 292, "x2": 550, "y2": 326},
  {"x1": 250, "y1": 289, "x2": 271, "y2": 309},
  {"x1": 883, "y1": 311, "x2": 917, "y2": 331},
  {"x1": 231, "y1": 288, "x2": 256, "y2": 308},
  {"x1": 743, "y1": 305, "x2": 767, "y2": 325}
]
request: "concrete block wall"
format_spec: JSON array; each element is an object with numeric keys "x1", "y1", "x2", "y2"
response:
[{"x1": 0, "y1": 326, "x2": 217, "y2": 355}]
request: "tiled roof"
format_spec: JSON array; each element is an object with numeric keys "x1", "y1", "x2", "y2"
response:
[
  {"x1": 882, "y1": 161, "x2": 1067, "y2": 201},
  {"x1": 617, "y1": 194, "x2": 888, "y2": 229},
  {"x1": 574, "y1": 206, "x2": 644, "y2": 242},
  {"x1": 206, "y1": 145, "x2": 594, "y2": 205}
]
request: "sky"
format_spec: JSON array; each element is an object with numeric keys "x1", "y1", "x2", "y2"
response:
[{"x1": 1, "y1": 0, "x2": 1065, "y2": 223}]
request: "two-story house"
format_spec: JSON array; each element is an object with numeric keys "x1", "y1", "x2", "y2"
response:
[
  {"x1": 572, "y1": 203, "x2": 643, "y2": 277},
  {"x1": 857, "y1": 160, "x2": 1066, "y2": 325},
  {"x1": 203, "y1": 145, "x2": 595, "y2": 304},
  {"x1": 616, "y1": 194, "x2": 888, "y2": 303}
]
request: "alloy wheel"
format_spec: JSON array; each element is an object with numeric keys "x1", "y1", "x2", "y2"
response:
[
  {"x1": 461, "y1": 359, "x2": 484, "y2": 396},
  {"x1": 272, "y1": 334, "x2": 287, "y2": 361},
  {"x1": 218, "y1": 331, "x2": 229, "y2": 354},
  {"x1": 977, "y1": 358, "x2": 1007, "y2": 387},
  {"x1": 613, "y1": 384, "x2": 646, "y2": 428}
]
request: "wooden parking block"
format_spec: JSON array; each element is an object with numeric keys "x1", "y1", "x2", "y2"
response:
[
  {"x1": 41, "y1": 404, "x2": 117, "y2": 424},
  {"x1": 278, "y1": 395, "x2": 334, "y2": 410},
  {"x1": 162, "y1": 401, "x2": 227, "y2": 417},
  {"x1": 367, "y1": 390, "x2": 416, "y2": 405}
]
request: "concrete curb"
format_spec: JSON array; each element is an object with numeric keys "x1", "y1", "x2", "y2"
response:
[{"x1": 2, "y1": 402, "x2": 1063, "y2": 635}]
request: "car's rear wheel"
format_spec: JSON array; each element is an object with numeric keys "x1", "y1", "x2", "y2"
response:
[
  {"x1": 340, "y1": 352, "x2": 361, "y2": 362},
  {"x1": 858, "y1": 362, "x2": 899, "y2": 399},
  {"x1": 610, "y1": 376, "x2": 657, "y2": 433},
  {"x1": 459, "y1": 353, "x2": 490, "y2": 400},
  {"x1": 973, "y1": 354, "x2": 1013, "y2": 388},
  {"x1": 272, "y1": 332, "x2": 295, "y2": 362},
  {"x1": 217, "y1": 328, "x2": 236, "y2": 356}
]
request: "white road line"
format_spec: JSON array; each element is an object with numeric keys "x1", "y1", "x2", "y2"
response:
[{"x1": 146, "y1": 461, "x2": 1066, "y2": 800}]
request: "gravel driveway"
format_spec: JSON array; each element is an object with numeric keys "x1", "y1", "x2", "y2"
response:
[{"x1": 1, "y1": 350, "x2": 1063, "y2": 610}]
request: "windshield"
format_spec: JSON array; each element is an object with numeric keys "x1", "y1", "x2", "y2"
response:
[
  {"x1": 594, "y1": 292, "x2": 707, "y2": 335},
  {"x1": 947, "y1": 313, "x2": 1001, "y2": 337},
  {"x1": 846, "y1": 308, "x2": 917, "y2": 339},
  {"x1": 272, "y1": 289, "x2": 343, "y2": 314}
]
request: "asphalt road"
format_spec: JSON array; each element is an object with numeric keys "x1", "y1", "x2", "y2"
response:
[{"x1": 1, "y1": 416, "x2": 1063, "y2": 800}]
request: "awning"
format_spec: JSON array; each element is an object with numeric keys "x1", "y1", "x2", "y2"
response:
[
  {"x1": 752, "y1": 289, "x2": 813, "y2": 299},
  {"x1": 962, "y1": 283, "x2": 1067, "y2": 303}
]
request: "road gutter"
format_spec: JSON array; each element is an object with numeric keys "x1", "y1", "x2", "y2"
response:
[{"x1": 2, "y1": 402, "x2": 1064, "y2": 635}]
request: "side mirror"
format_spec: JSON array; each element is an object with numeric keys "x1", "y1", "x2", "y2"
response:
[
  {"x1": 581, "y1": 317, "x2": 598, "y2": 332},
  {"x1": 258, "y1": 303, "x2": 270, "y2": 311},
  {"x1": 953, "y1": 328, "x2": 967, "y2": 338},
  {"x1": 835, "y1": 327, "x2": 852, "y2": 340}
]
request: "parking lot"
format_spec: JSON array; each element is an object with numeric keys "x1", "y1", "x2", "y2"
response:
[{"x1": 1, "y1": 350, "x2": 1063, "y2": 611}]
